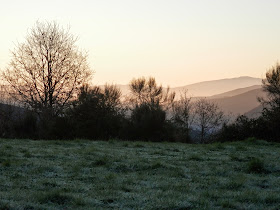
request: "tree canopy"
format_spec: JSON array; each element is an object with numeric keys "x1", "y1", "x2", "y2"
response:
[
  {"x1": 3, "y1": 21, "x2": 92, "y2": 117},
  {"x1": 261, "y1": 63, "x2": 280, "y2": 110},
  {"x1": 128, "y1": 77, "x2": 175, "y2": 109}
]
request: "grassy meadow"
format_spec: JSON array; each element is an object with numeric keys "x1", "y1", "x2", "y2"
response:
[{"x1": 0, "y1": 138, "x2": 280, "y2": 209}]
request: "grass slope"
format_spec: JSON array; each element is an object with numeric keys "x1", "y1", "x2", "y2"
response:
[{"x1": 0, "y1": 138, "x2": 280, "y2": 209}]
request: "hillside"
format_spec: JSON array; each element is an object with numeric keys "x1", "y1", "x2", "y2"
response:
[
  {"x1": 0, "y1": 139, "x2": 279, "y2": 209},
  {"x1": 209, "y1": 85, "x2": 261, "y2": 99},
  {"x1": 99, "y1": 77, "x2": 265, "y2": 116},
  {"x1": 103, "y1": 76, "x2": 262, "y2": 98},
  {"x1": 172, "y1": 76, "x2": 262, "y2": 97},
  {"x1": 209, "y1": 88, "x2": 266, "y2": 116},
  {"x1": 245, "y1": 105, "x2": 263, "y2": 118}
]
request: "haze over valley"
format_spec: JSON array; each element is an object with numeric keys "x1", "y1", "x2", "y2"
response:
[{"x1": 107, "y1": 76, "x2": 265, "y2": 116}]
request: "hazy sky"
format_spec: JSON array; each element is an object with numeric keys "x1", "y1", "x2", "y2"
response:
[{"x1": 1, "y1": 0, "x2": 280, "y2": 86}]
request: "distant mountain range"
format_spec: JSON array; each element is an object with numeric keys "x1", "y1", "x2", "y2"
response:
[
  {"x1": 208, "y1": 85, "x2": 261, "y2": 99},
  {"x1": 107, "y1": 76, "x2": 262, "y2": 96},
  {"x1": 102, "y1": 76, "x2": 265, "y2": 117},
  {"x1": 209, "y1": 87, "x2": 266, "y2": 116},
  {"x1": 171, "y1": 76, "x2": 262, "y2": 97}
]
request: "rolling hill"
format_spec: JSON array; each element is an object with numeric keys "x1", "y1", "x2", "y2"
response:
[
  {"x1": 106, "y1": 76, "x2": 262, "y2": 98},
  {"x1": 208, "y1": 85, "x2": 261, "y2": 99},
  {"x1": 100, "y1": 76, "x2": 265, "y2": 117},
  {"x1": 171, "y1": 76, "x2": 262, "y2": 97},
  {"x1": 209, "y1": 88, "x2": 266, "y2": 116},
  {"x1": 244, "y1": 105, "x2": 263, "y2": 118}
]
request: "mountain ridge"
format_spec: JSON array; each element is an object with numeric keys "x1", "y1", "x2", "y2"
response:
[
  {"x1": 171, "y1": 76, "x2": 262, "y2": 97},
  {"x1": 208, "y1": 85, "x2": 262, "y2": 99},
  {"x1": 209, "y1": 88, "x2": 266, "y2": 116},
  {"x1": 100, "y1": 76, "x2": 262, "y2": 97}
]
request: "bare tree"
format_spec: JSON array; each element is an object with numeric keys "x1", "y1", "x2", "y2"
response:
[
  {"x1": 128, "y1": 77, "x2": 175, "y2": 109},
  {"x1": 172, "y1": 90, "x2": 193, "y2": 129},
  {"x1": 3, "y1": 21, "x2": 92, "y2": 117},
  {"x1": 171, "y1": 90, "x2": 193, "y2": 142},
  {"x1": 193, "y1": 98, "x2": 225, "y2": 143}
]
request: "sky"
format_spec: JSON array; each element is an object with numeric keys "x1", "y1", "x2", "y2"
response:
[{"x1": 1, "y1": 0, "x2": 280, "y2": 87}]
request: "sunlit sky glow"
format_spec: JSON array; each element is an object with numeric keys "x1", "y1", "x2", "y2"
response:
[{"x1": 1, "y1": 0, "x2": 280, "y2": 87}]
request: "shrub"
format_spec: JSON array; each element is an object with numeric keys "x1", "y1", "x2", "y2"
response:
[
  {"x1": 71, "y1": 84, "x2": 125, "y2": 140},
  {"x1": 130, "y1": 104, "x2": 167, "y2": 141}
]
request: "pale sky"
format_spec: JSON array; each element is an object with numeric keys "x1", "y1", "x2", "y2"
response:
[{"x1": 1, "y1": 0, "x2": 280, "y2": 87}]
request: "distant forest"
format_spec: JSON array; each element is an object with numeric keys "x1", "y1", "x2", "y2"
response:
[{"x1": 1, "y1": 21, "x2": 280, "y2": 143}]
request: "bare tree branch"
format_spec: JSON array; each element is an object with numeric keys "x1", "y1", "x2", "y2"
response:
[
  {"x1": 193, "y1": 98, "x2": 225, "y2": 143},
  {"x1": 3, "y1": 21, "x2": 93, "y2": 117}
]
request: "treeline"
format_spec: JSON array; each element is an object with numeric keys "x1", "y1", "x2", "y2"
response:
[
  {"x1": 1, "y1": 70, "x2": 280, "y2": 143},
  {"x1": 216, "y1": 64, "x2": 280, "y2": 142},
  {"x1": 1, "y1": 21, "x2": 280, "y2": 143},
  {"x1": 1, "y1": 63, "x2": 280, "y2": 143},
  {"x1": 0, "y1": 77, "x2": 225, "y2": 142},
  {"x1": 2, "y1": 67, "x2": 280, "y2": 143}
]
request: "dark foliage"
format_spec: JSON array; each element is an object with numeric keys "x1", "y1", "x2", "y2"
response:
[
  {"x1": 126, "y1": 77, "x2": 177, "y2": 142},
  {"x1": 128, "y1": 104, "x2": 170, "y2": 141},
  {"x1": 70, "y1": 84, "x2": 125, "y2": 140},
  {"x1": 128, "y1": 77, "x2": 175, "y2": 108},
  {"x1": 1, "y1": 68, "x2": 280, "y2": 142},
  {"x1": 260, "y1": 108, "x2": 280, "y2": 141},
  {"x1": 171, "y1": 91, "x2": 192, "y2": 143},
  {"x1": 14, "y1": 110, "x2": 38, "y2": 139},
  {"x1": 217, "y1": 64, "x2": 280, "y2": 143},
  {"x1": 0, "y1": 104, "x2": 38, "y2": 139},
  {"x1": 217, "y1": 115, "x2": 257, "y2": 142},
  {"x1": 0, "y1": 103, "x2": 16, "y2": 138},
  {"x1": 49, "y1": 116, "x2": 75, "y2": 140},
  {"x1": 260, "y1": 63, "x2": 280, "y2": 110},
  {"x1": 217, "y1": 110, "x2": 280, "y2": 142}
]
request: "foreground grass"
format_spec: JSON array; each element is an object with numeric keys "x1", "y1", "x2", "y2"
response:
[{"x1": 0, "y1": 138, "x2": 280, "y2": 209}]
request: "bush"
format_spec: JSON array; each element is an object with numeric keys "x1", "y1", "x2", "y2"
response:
[
  {"x1": 14, "y1": 110, "x2": 38, "y2": 139},
  {"x1": 216, "y1": 112, "x2": 280, "y2": 143},
  {"x1": 260, "y1": 108, "x2": 280, "y2": 141},
  {"x1": 51, "y1": 116, "x2": 75, "y2": 140},
  {"x1": 71, "y1": 84, "x2": 125, "y2": 140},
  {"x1": 129, "y1": 104, "x2": 167, "y2": 141},
  {"x1": 216, "y1": 115, "x2": 264, "y2": 142}
]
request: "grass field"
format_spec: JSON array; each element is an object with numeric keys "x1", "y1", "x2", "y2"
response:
[{"x1": 0, "y1": 138, "x2": 280, "y2": 209}]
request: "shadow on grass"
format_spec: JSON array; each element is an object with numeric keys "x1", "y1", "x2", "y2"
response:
[{"x1": 36, "y1": 189, "x2": 85, "y2": 207}]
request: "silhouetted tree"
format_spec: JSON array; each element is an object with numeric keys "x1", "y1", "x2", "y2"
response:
[
  {"x1": 257, "y1": 63, "x2": 280, "y2": 141},
  {"x1": 129, "y1": 77, "x2": 175, "y2": 109},
  {"x1": 72, "y1": 84, "x2": 124, "y2": 139},
  {"x1": 0, "y1": 103, "x2": 16, "y2": 137},
  {"x1": 0, "y1": 103, "x2": 38, "y2": 139},
  {"x1": 217, "y1": 63, "x2": 280, "y2": 143},
  {"x1": 127, "y1": 77, "x2": 175, "y2": 141},
  {"x1": 3, "y1": 21, "x2": 92, "y2": 118},
  {"x1": 14, "y1": 110, "x2": 38, "y2": 139},
  {"x1": 216, "y1": 115, "x2": 257, "y2": 142},
  {"x1": 259, "y1": 63, "x2": 280, "y2": 110},
  {"x1": 193, "y1": 98, "x2": 225, "y2": 143},
  {"x1": 130, "y1": 103, "x2": 166, "y2": 141},
  {"x1": 171, "y1": 90, "x2": 193, "y2": 142}
]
